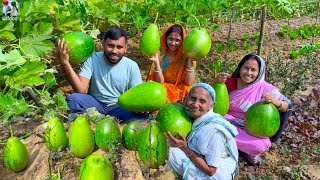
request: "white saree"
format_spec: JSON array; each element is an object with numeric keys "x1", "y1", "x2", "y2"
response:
[{"x1": 169, "y1": 110, "x2": 239, "y2": 180}]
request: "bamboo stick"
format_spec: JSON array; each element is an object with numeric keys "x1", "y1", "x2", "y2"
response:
[{"x1": 258, "y1": 6, "x2": 267, "y2": 56}]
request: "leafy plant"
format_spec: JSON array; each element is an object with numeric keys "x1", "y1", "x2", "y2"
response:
[
  {"x1": 289, "y1": 29, "x2": 299, "y2": 40},
  {"x1": 44, "y1": 126, "x2": 61, "y2": 180},
  {"x1": 266, "y1": 52, "x2": 319, "y2": 98},
  {"x1": 242, "y1": 34, "x2": 252, "y2": 50},
  {"x1": 299, "y1": 44, "x2": 315, "y2": 55},
  {"x1": 289, "y1": 43, "x2": 319, "y2": 59},
  {"x1": 289, "y1": 50, "x2": 299, "y2": 59},
  {"x1": 228, "y1": 39, "x2": 237, "y2": 52},
  {"x1": 279, "y1": 25, "x2": 289, "y2": 37},
  {"x1": 299, "y1": 25, "x2": 312, "y2": 39},
  {"x1": 208, "y1": 60, "x2": 222, "y2": 78},
  {"x1": 0, "y1": 91, "x2": 29, "y2": 122},
  {"x1": 242, "y1": 33, "x2": 249, "y2": 41},
  {"x1": 215, "y1": 41, "x2": 225, "y2": 54},
  {"x1": 1, "y1": 59, "x2": 47, "y2": 92},
  {"x1": 243, "y1": 41, "x2": 253, "y2": 50},
  {"x1": 0, "y1": 21, "x2": 16, "y2": 41}
]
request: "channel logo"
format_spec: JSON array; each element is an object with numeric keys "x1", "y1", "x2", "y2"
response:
[{"x1": 2, "y1": 0, "x2": 18, "y2": 21}]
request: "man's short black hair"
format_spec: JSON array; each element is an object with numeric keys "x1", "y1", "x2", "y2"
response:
[{"x1": 103, "y1": 28, "x2": 128, "y2": 42}]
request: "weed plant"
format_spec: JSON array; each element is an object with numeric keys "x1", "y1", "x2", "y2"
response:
[
  {"x1": 265, "y1": 52, "x2": 319, "y2": 99},
  {"x1": 215, "y1": 42, "x2": 225, "y2": 54}
]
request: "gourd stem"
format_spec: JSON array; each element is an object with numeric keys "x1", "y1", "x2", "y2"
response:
[
  {"x1": 10, "y1": 125, "x2": 13, "y2": 137},
  {"x1": 193, "y1": 15, "x2": 201, "y2": 29},
  {"x1": 154, "y1": 12, "x2": 159, "y2": 24}
]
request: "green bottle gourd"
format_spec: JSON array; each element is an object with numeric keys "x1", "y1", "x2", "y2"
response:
[
  {"x1": 183, "y1": 28, "x2": 212, "y2": 59},
  {"x1": 4, "y1": 136, "x2": 29, "y2": 172},
  {"x1": 69, "y1": 116, "x2": 95, "y2": 158},
  {"x1": 62, "y1": 32, "x2": 95, "y2": 64},
  {"x1": 95, "y1": 117, "x2": 121, "y2": 151},
  {"x1": 79, "y1": 154, "x2": 114, "y2": 180},
  {"x1": 213, "y1": 83, "x2": 230, "y2": 116},
  {"x1": 139, "y1": 14, "x2": 160, "y2": 56},
  {"x1": 139, "y1": 23, "x2": 160, "y2": 56},
  {"x1": 118, "y1": 81, "x2": 167, "y2": 112},
  {"x1": 137, "y1": 122, "x2": 167, "y2": 168},
  {"x1": 245, "y1": 102, "x2": 280, "y2": 138},
  {"x1": 157, "y1": 103, "x2": 192, "y2": 138},
  {"x1": 44, "y1": 117, "x2": 67, "y2": 151}
]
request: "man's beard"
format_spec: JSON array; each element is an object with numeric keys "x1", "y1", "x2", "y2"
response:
[{"x1": 104, "y1": 52, "x2": 123, "y2": 65}]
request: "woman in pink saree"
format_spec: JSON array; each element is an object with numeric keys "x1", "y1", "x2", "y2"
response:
[{"x1": 210, "y1": 54, "x2": 291, "y2": 165}]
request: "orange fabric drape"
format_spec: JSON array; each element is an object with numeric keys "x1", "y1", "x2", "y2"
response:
[{"x1": 147, "y1": 24, "x2": 196, "y2": 103}]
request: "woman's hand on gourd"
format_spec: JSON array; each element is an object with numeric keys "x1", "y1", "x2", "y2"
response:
[
  {"x1": 149, "y1": 51, "x2": 160, "y2": 63},
  {"x1": 164, "y1": 132, "x2": 187, "y2": 149},
  {"x1": 215, "y1": 72, "x2": 230, "y2": 84},
  {"x1": 262, "y1": 92, "x2": 276, "y2": 104}
]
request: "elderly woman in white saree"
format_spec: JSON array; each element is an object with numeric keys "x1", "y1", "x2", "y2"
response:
[{"x1": 165, "y1": 83, "x2": 239, "y2": 180}]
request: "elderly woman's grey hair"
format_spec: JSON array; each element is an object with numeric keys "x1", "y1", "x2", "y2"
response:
[{"x1": 186, "y1": 83, "x2": 216, "y2": 106}]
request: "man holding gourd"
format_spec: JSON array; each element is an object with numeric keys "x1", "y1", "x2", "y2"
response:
[{"x1": 57, "y1": 28, "x2": 148, "y2": 122}]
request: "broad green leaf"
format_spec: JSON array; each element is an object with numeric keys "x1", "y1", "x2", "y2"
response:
[
  {"x1": 0, "y1": 21, "x2": 14, "y2": 31},
  {"x1": 20, "y1": 37, "x2": 54, "y2": 57},
  {"x1": 21, "y1": 22, "x2": 33, "y2": 37},
  {"x1": 20, "y1": 22, "x2": 54, "y2": 57},
  {"x1": 0, "y1": 92, "x2": 29, "y2": 122},
  {"x1": 108, "y1": 18, "x2": 120, "y2": 27},
  {"x1": 57, "y1": 0, "x2": 65, "y2": 5},
  {"x1": 11, "y1": 76, "x2": 45, "y2": 91},
  {"x1": 34, "y1": 22, "x2": 53, "y2": 37},
  {"x1": 55, "y1": 14, "x2": 81, "y2": 32},
  {"x1": 119, "y1": 3, "x2": 128, "y2": 13},
  {"x1": 40, "y1": 90, "x2": 55, "y2": 106},
  {"x1": 86, "y1": 0, "x2": 102, "y2": 7},
  {"x1": 41, "y1": 99, "x2": 55, "y2": 106},
  {"x1": 55, "y1": 91, "x2": 68, "y2": 110},
  {"x1": 43, "y1": 72, "x2": 58, "y2": 89},
  {"x1": 19, "y1": 2, "x2": 33, "y2": 22},
  {"x1": 22, "y1": 22, "x2": 53, "y2": 40},
  {"x1": 11, "y1": 61, "x2": 46, "y2": 79},
  {"x1": 132, "y1": 16, "x2": 146, "y2": 30},
  {"x1": 0, "y1": 21, "x2": 16, "y2": 41},
  {"x1": 4, "y1": 60, "x2": 46, "y2": 90},
  {"x1": 0, "y1": 31, "x2": 16, "y2": 41},
  {"x1": 20, "y1": 0, "x2": 54, "y2": 22},
  {"x1": 0, "y1": 50, "x2": 26, "y2": 71}
]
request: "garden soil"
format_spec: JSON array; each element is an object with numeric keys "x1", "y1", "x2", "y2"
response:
[{"x1": 1, "y1": 17, "x2": 320, "y2": 180}]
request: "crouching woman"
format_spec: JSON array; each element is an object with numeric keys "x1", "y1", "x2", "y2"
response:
[{"x1": 165, "y1": 83, "x2": 239, "y2": 180}]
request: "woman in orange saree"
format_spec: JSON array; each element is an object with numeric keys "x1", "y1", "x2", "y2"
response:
[{"x1": 147, "y1": 24, "x2": 197, "y2": 103}]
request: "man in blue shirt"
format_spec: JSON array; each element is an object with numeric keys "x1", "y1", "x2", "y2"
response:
[{"x1": 57, "y1": 28, "x2": 148, "y2": 122}]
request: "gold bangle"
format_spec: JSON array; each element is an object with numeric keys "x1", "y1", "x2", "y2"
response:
[
  {"x1": 154, "y1": 68, "x2": 162, "y2": 73},
  {"x1": 187, "y1": 151, "x2": 193, "y2": 157},
  {"x1": 186, "y1": 68, "x2": 194, "y2": 72},
  {"x1": 277, "y1": 101, "x2": 283, "y2": 110}
]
